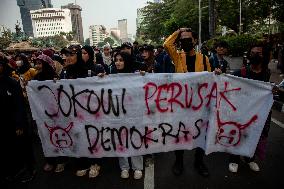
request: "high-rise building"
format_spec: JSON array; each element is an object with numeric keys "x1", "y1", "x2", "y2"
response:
[
  {"x1": 30, "y1": 8, "x2": 72, "y2": 38},
  {"x1": 17, "y1": 0, "x2": 52, "y2": 37},
  {"x1": 61, "y1": 3, "x2": 84, "y2": 44},
  {"x1": 89, "y1": 25, "x2": 107, "y2": 46},
  {"x1": 109, "y1": 28, "x2": 121, "y2": 47},
  {"x1": 118, "y1": 19, "x2": 128, "y2": 43}
]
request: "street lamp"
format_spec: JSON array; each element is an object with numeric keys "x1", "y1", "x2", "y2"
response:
[{"x1": 198, "y1": 0, "x2": 208, "y2": 50}]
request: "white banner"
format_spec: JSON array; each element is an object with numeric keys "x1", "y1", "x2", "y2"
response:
[{"x1": 27, "y1": 72, "x2": 273, "y2": 158}]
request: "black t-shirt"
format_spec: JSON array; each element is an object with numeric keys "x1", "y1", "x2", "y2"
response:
[
  {"x1": 186, "y1": 54, "x2": 196, "y2": 72},
  {"x1": 233, "y1": 67, "x2": 270, "y2": 82}
]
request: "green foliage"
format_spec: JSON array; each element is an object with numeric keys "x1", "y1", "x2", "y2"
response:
[
  {"x1": 139, "y1": 0, "x2": 283, "y2": 45},
  {"x1": 97, "y1": 42, "x2": 106, "y2": 48},
  {"x1": 31, "y1": 35, "x2": 69, "y2": 50},
  {"x1": 0, "y1": 27, "x2": 12, "y2": 49},
  {"x1": 207, "y1": 34, "x2": 258, "y2": 57},
  {"x1": 104, "y1": 37, "x2": 115, "y2": 46},
  {"x1": 84, "y1": 38, "x2": 90, "y2": 46}
]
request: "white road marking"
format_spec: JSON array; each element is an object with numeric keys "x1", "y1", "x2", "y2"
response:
[
  {"x1": 144, "y1": 157, "x2": 154, "y2": 189},
  {"x1": 272, "y1": 118, "x2": 284, "y2": 129}
]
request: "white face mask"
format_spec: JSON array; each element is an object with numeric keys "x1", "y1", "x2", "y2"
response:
[{"x1": 16, "y1": 60, "x2": 23, "y2": 67}]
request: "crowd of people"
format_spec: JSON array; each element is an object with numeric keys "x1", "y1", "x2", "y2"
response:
[{"x1": 0, "y1": 27, "x2": 280, "y2": 184}]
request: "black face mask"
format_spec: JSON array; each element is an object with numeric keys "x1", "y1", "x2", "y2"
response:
[
  {"x1": 180, "y1": 38, "x2": 194, "y2": 52},
  {"x1": 249, "y1": 54, "x2": 262, "y2": 65}
]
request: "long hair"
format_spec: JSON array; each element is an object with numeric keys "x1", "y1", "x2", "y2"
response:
[
  {"x1": 15, "y1": 53, "x2": 31, "y2": 74},
  {"x1": 35, "y1": 60, "x2": 57, "y2": 81},
  {"x1": 143, "y1": 50, "x2": 155, "y2": 72},
  {"x1": 113, "y1": 52, "x2": 134, "y2": 73},
  {"x1": 82, "y1": 45, "x2": 95, "y2": 67}
]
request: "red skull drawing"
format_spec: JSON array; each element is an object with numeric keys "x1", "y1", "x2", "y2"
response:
[
  {"x1": 44, "y1": 122, "x2": 74, "y2": 148},
  {"x1": 216, "y1": 110, "x2": 258, "y2": 147}
]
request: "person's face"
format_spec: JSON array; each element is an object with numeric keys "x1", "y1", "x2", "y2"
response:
[
  {"x1": 216, "y1": 46, "x2": 228, "y2": 56},
  {"x1": 66, "y1": 53, "x2": 77, "y2": 65},
  {"x1": 180, "y1": 32, "x2": 197, "y2": 46},
  {"x1": 250, "y1": 47, "x2": 263, "y2": 58},
  {"x1": 142, "y1": 50, "x2": 150, "y2": 60},
  {"x1": 103, "y1": 48, "x2": 110, "y2": 56},
  {"x1": 121, "y1": 47, "x2": 131, "y2": 55},
  {"x1": 82, "y1": 49, "x2": 89, "y2": 63},
  {"x1": 133, "y1": 43, "x2": 138, "y2": 49},
  {"x1": 115, "y1": 54, "x2": 125, "y2": 70}
]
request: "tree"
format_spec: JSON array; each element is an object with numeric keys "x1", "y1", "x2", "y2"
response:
[
  {"x1": 140, "y1": 0, "x2": 175, "y2": 43},
  {"x1": 0, "y1": 27, "x2": 12, "y2": 49},
  {"x1": 104, "y1": 37, "x2": 115, "y2": 46},
  {"x1": 84, "y1": 38, "x2": 90, "y2": 46},
  {"x1": 31, "y1": 35, "x2": 69, "y2": 50},
  {"x1": 59, "y1": 31, "x2": 75, "y2": 41},
  {"x1": 97, "y1": 42, "x2": 106, "y2": 48}
]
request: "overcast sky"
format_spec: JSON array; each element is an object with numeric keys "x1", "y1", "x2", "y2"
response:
[{"x1": 0, "y1": 0, "x2": 150, "y2": 39}]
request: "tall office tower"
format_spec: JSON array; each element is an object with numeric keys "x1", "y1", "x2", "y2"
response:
[
  {"x1": 118, "y1": 19, "x2": 128, "y2": 43},
  {"x1": 61, "y1": 3, "x2": 84, "y2": 44},
  {"x1": 17, "y1": 0, "x2": 52, "y2": 37}
]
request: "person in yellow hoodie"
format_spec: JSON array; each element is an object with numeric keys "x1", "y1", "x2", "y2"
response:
[{"x1": 164, "y1": 28, "x2": 221, "y2": 177}]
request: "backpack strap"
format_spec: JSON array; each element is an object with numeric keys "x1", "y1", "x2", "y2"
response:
[{"x1": 203, "y1": 54, "x2": 207, "y2": 71}]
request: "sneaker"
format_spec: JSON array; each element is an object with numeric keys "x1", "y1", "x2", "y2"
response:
[
  {"x1": 134, "y1": 170, "x2": 143, "y2": 180},
  {"x1": 54, "y1": 164, "x2": 65, "y2": 173},
  {"x1": 89, "y1": 164, "x2": 100, "y2": 178},
  {"x1": 76, "y1": 169, "x2": 88, "y2": 177},
  {"x1": 120, "y1": 170, "x2": 129, "y2": 179},
  {"x1": 248, "y1": 162, "x2": 260, "y2": 172},
  {"x1": 19, "y1": 170, "x2": 36, "y2": 183},
  {"x1": 229, "y1": 163, "x2": 238, "y2": 173},
  {"x1": 43, "y1": 163, "x2": 54, "y2": 172}
]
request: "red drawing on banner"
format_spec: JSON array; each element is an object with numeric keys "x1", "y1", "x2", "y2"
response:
[
  {"x1": 45, "y1": 122, "x2": 74, "y2": 148},
  {"x1": 216, "y1": 110, "x2": 258, "y2": 147}
]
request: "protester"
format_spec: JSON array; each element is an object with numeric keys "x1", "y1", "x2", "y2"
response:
[
  {"x1": 52, "y1": 54, "x2": 64, "y2": 76},
  {"x1": 164, "y1": 27, "x2": 214, "y2": 177},
  {"x1": 228, "y1": 42, "x2": 276, "y2": 173},
  {"x1": 154, "y1": 45, "x2": 175, "y2": 73},
  {"x1": 82, "y1": 45, "x2": 105, "y2": 77},
  {"x1": 209, "y1": 40, "x2": 229, "y2": 73},
  {"x1": 14, "y1": 53, "x2": 37, "y2": 90},
  {"x1": 121, "y1": 42, "x2": 146, "y2": 72},
  {"x1": 61, "y1": 45, "x2": 85, "y2": 79},
  {"x1": 73, "y1": 45, "x2": 104, "y2": 178},
  {"x1": 95, "y1": 52, "x2": 109, "y2": 74},
  {"x1": 110, "y1": 51, "x2": 144, "y2": 179},
  {"x1": 0, "y1": 59, "x2": 36, "y2": 183},
  {"x1": 102, "y1": 44, "x2": 112, "y2": 66},
  {"x1": 140, "y1": 44, "x2": 156, "y2": 73}
]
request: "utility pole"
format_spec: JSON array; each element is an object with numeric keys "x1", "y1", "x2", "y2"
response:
[
  {"x1": 239, "y1": 0, "x2": 242, "y2": 34},
  {"x1": 199, "y1": 0, "x2": 202, "y2": 48},
  {"x1": 209, "y1": 0, "x2": 216, "y2": 38}
]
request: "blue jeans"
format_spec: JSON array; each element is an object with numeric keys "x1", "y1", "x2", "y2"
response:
[{"x1": 119, "y1": 156, "x2": 143, "y2": 171}]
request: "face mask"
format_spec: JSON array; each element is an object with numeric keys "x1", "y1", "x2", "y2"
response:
[
  {"x1": 16, "y1": 60, "x2": 23, "y2": 67},
  {"x1": 249, "y1": 55, "x2": 262, "y2": 65},
  {"x1": 30, "y1": 63, "x2": 34, "y2": 67},
  {"x1": 180, "y1": 38, "x2": 194, "y2": 52}
]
